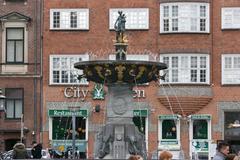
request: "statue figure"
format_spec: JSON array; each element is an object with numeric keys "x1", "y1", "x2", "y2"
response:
[{"x1": 114, "y1": 11, "x2": 126, "y2": 43}]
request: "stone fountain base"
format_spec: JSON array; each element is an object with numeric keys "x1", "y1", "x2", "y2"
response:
[{"x1": 93, "y1": 84, "x2": 147, "y2": 159}]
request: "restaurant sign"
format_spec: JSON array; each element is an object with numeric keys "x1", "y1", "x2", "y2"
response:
[{"x1": 48, "y1": 109, "x2": 88, "y2": 117}]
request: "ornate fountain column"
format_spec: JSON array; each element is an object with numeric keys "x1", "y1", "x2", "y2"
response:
[{"x1": 74, "y1": 11, "x2": 167, "y2": 159}]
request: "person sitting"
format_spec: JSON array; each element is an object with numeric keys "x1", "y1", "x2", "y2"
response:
[{"x1": 159, "y1": 150, "x2": 173, "y2": 160}]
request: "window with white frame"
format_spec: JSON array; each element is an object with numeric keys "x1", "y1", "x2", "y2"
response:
[
  {"x1": 222, "y1": 54, "x2": 240, "y2": 84},
  {"x1": 160, "y1": 54, "x2": 210, "y2": 84},
  {"x1": 50, "y1": 9, "x2": 89, "y2": 30},
  {"x1": 109, "y1": 8, "x2": 149, "y2": 30},
  {"x1": 222, "y1": 8, "x2": 240, "y2": 29},
  {"x1": 160, "y1": 3, "x2": 209, "y2": 33},
  {"x1": 49, "y1": 55, "x2": 89, "y2": 85}
]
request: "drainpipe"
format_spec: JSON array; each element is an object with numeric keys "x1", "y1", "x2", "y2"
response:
[
  {"x1": 39, "y1": 0, "x2": 44, "y2": 143},
  {"x1": 33, "y1": 0, "x2": 38, "y2": 142}
]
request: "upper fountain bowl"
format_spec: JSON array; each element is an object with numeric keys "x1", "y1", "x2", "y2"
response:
[{"x1": 74, "y1": 60, "x2": 167, "y2": 84}]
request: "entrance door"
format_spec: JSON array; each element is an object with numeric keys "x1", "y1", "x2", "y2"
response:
[
  {"x1": 189, "y1": 115, "x2": 211, "y2": 160},
  {"x1": 5, "y1": 139, "x2": 19, "y2": 151}
]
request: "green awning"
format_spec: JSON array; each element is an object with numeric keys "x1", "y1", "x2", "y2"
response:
[
  {"x1": 133, "y1": 109, "x2": 148, "y2": 117},
  {"x1": 48, "y1": 109, "x2": 88, "y2": 117},
  {"x1": 159, "y1": 114, "x2": 179, "y2": 120},
  {"x1": 191, "y1": 114, "x2": 211, "y2": 120}
]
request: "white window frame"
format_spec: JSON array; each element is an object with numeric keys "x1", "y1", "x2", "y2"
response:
[
  {"x1": 160, "y1": 3, "x2": 210, "y2": 33},
  {"x1": 222, "y1": 54, "x2": 240, "y2": 84},
  {"x1": 158, "y1": 115, "x2": 181, "y2": 150},
  {"x1": 1, "y1": 22, "x2": 28, "y2": 73},
  {"x1": 222, "y1": 7, "x2": 240, "y2": 29},
  {"x1": 50, "y1": 9, "x2": 89, "y2": 30},
  {"x1": 49, "y1": 54, "x2": 89, "y2": 85},
  {"x1": 189, "y1": 116, "x2": 212, "y2": 160},
  {"x1": 160, "y1": 54, "x2": 210, "y2": 84},
  {"x1": 109, "y1": 8, "x2": 149, "y2": 30}
]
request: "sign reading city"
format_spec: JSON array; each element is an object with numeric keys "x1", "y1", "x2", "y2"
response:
[{"x1": 64, "y1": 86, "x2": 146, "y2": 99}]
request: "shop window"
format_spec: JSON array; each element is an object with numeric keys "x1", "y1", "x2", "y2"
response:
[
  {"x1": 49, "y1": 55, "x2": 89, "y2": 85},
  {"x1": 52, "y1": 117, "x2": 86, "y2": 140},
  {"x1": 193, "y1": 120, "x2": 208, "y2": 139},
  {"x1": 225, "y1": 112, "x2": 240, "y2": 141},
  {"x1": 50, "y1": 9, "x2": 89, "y2": 30},
  {"x1": 162, "y1": 120, "x2": 177, "y2": 139},
  {"x1": 5, "y1": 88, "x2": 23, "y2": 119},
  {"x1": 133, "y1": 116, "x2": 146, "y2": 135},
  {"x1": 160, "y1": 3, "x2": 210, "y2": 33}
]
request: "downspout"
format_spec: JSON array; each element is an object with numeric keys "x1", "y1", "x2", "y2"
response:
[
  {"x1": 33, "y1": 0, "x2": 38, "y2": 142},
  {"x1": 40, "y1": 0, "x2": 44, "y2": 143}
]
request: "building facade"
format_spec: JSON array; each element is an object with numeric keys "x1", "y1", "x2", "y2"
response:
[
  {"x1": 0, "y1": 0, "x2": 42, "y2": 151},
  {"x1": 42, "y1": 0, "x2": 240, "y2": 159}
]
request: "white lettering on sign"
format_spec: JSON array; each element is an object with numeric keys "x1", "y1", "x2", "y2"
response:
[
  {"x1": 133, "y1": 90, "x2": 145, "y2": 98},
  {"x1": 64, "y1": 87, "x2": 89, "y2": 99}
]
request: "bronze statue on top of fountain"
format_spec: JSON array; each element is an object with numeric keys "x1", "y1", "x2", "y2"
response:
[
  {"x1": 114, "y1": 11, "x2": 126, "y2": 43},
  {"x1": 114, "y1": 11, "x2": 128, "y2": 60}
]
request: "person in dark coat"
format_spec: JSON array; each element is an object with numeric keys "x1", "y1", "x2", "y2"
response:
[
  {"x1": 12, "y1": 142, "x2": 29, "y2": 159},
  {"x1": 31, "y1": 141, "x2": 42, "y2": 159}
]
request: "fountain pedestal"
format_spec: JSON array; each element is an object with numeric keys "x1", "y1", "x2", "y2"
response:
[{"x1": 94, "y1": 84, "x2": 146, "y2": 159}]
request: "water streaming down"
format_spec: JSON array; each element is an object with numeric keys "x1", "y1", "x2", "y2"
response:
[{"x1": 74, "y1": 11, "x2": 167, "y2": 159}]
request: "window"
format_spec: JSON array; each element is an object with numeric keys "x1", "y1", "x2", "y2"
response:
[
  {"x1": 193, "y1": 120, "x2": 208, "y2": 139},
  {"x1": 6, "y1": 28, "x2": 24, "y2": 63},
  {"x1": 109, "y1": 54, "x2": 149, "y2": 61},
  {"x1": 160, "y1": 54, "x2": 210, "y2": 84},
  {"x1": 222, "y1": 55, "x2": 240, "y2": 84},
  {"x1": 222, "y1": 8, "x2": 240, "y2": 29},
  {"x1": 52, "y1": 117, "x2": 86, "y2": 140},
  {"x1": 50, "y1": 55, "x2": 89, "y2": 85},
  {"x1": 162, "y1": 120, "x2": 177, "y2": 139},
  {"x1": 50, "y1": 9, "x2": 89, "y2": 30},
  {"x1": 160, "y1": 3, "x2": 209, "y2": 33},
  {"x1": 5, "y1": 88, "x2": 23, "y2": 119},
  {"x1": 109, "y1": 8, "x2": 149, "y2": 30}
]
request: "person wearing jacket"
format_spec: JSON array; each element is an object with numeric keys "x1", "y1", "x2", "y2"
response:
[
  {"x1": 12, "y1": 142, "x2": 29, "y2": 159},
  {"x1": 31, "y1": 141, "x2": 42, "y2": 159},
  {"x1": 213, "y1": 142, "x2": 230, "y2": 160}
]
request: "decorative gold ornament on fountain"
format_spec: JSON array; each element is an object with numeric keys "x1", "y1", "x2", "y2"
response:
[{"x1": 115, "y1": 65, "x2": 126, "y2": 82}]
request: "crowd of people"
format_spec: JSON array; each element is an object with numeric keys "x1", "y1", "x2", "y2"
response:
[
  {"x1": 11, "y1": 141, "x2": 42, "y2": 159},
  {"x1": 8, "y1": 140, "x2": 240, "y2": 160}
]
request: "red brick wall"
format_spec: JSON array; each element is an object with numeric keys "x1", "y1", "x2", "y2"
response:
[{"x1": 43, "y1": 0, "x2": 240, "y2": 158}]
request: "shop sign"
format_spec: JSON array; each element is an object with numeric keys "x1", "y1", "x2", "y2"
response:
[
  {"x1": 52, "y1": 140, "x2": 87, "y2": 152},
  {"x1": 160, "y1": 140, "x2": 178, "y2": 145},
  {"x1": 48, "y1": 109, "x2": 88, "y2": 117},
  {"x1": 159, "y1": 115, "x2": 179, "y2": 120},
  {"x1": 64, "y1": 86, "x2": 146, "y2": 99},
  {"x1": 192, "y1": 140, "x2": 209, "y2": 152},
  {"x1": 191, "y1": 114, "x2": 211, "y2": 120},
  {"x1": 133, "y1": 109, "x2": 148, "y2": 117}
]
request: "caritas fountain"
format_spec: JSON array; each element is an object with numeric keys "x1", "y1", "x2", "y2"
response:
[{"x1": 74, "y1": 11, "x2": 167, "y2": 159}]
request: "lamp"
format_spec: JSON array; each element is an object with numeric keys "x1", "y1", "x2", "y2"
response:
[{"x1": 0, "y1": 88, "x2": 6, "y2": 112}]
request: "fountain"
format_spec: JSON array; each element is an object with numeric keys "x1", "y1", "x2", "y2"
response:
[{"x1": 74, "y1": 11, "x2": 167, "y2": 159}]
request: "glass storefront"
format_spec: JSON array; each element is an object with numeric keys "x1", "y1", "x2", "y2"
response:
[
  {"x1": 225, "y1": 112, "x2": 240, "y2": 154},
  {"x1": 162, "y1": 119, "x2": 177, "y2": 139}
]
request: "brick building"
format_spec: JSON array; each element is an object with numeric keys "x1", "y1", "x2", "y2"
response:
[
  {"x1": 0, "y1": 0, "x2": 42, "y2": 151},
  {"x1": 42, "y1": 0, "x2": 240, "y2": 159}
]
